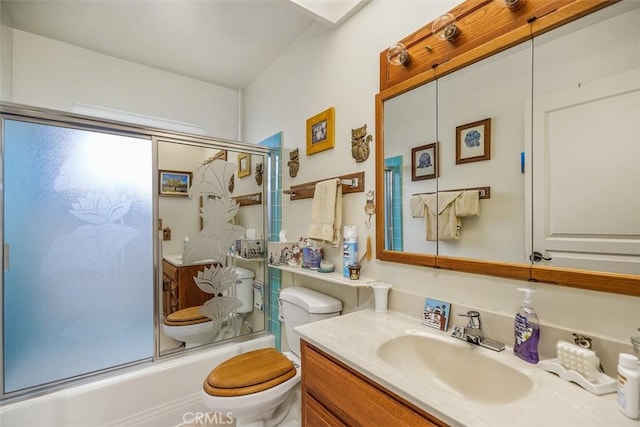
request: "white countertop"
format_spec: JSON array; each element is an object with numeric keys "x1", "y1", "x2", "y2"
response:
[{"x1": 295, "y1": 309, "x2": 638, "y2": 427}]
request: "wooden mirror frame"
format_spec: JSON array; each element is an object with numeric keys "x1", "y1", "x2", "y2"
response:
[{"x1": 375, "y1": 0, "x2": 639, "y2": 296}]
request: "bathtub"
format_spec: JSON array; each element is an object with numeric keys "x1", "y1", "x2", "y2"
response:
[{"x1": 0, "y1": 335, "x2": 275, "y2": 427}]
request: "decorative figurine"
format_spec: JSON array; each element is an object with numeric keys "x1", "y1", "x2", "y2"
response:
[
  {"x1": 288, "y1": 148, "x2": 299, "y2": 177},
  {"x1": 351, "y1": 124, "x2": 372, "y2": 163},
  {"x1": 255, "y1": 162, "x2": 263, "y2": 186}
]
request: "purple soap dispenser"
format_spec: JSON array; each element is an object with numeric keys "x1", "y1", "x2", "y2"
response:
[{"x1": 514, "y1": 288, "x2": 540, "y2": 363}]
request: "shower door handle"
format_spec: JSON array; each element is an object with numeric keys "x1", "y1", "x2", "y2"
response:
[{"x1": 3, "y1": 243, "x2": 8, "y2": 271}]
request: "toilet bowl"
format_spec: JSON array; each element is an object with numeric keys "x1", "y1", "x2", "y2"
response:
[
  {"x1": 161, "y1": 306, "x2": 223, "y2": 349},
  {"x1": 201, "y1": 286, "x2": 342, "y2": 427},
  {"x1": 162, "y1": 267, "x2": 255, "y2": 348}
]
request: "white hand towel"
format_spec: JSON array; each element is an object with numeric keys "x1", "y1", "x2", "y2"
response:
[
  {"x1": 424, "y1": 191, "x2": 463, "y2": 241},
  {"x1": 308, "y1": 178, "x2": 342, "y2": 245}
]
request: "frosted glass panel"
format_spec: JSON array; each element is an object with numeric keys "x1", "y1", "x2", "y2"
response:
[{"x1": 3, "y1": 119, "x2": 153, "y2": 393}]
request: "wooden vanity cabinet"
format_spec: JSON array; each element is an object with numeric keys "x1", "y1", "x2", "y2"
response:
[
  {"x1": 301, "y1": 340, "x2": 447, "y2": 427},
  {"x1": 162, "y1": 260, "x2": 215, "y2": 316}
]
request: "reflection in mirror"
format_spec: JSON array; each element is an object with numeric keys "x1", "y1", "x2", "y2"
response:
[
  {"x1": 383, "y1": 81, "x2": 437, "y2": 255},
  {"x1": 158, "y1": 141, "x2": 266, "y2": 356},
  {"x1": 436, "y1": 41, "x2": 532, "y2": 264},
  {"x1": 528, "y1": 1, "x2": 640, "y2": 275}
]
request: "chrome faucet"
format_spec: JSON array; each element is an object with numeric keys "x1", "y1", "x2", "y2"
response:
[{"x1": 451, "y1": 310, "x2": 505, "y2": 352}]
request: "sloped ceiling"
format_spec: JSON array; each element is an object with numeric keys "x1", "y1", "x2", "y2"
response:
[{"x1": 1, "y1": 0, "x2": 369, "y2": 90}]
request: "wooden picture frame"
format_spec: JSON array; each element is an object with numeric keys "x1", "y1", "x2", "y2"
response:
[
  {"x1": 237, "y1": 153, "x2": 251, "y2": 178},
  {"x1": 159, "y1": 170, "x2": 191, "y2": 197},
  {"x1": 411, "y1": 142, "x2": 438, "y2": 181},
  {"x1": 306, "y1": 107, "x2": 335, "y2": 155},
  {"x1": 456, "y1": 118, "x2": 491, "y2": 164}
]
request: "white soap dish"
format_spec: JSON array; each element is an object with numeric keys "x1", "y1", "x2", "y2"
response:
[{"x1": 538, "y1": 358, "x2": 616, "y2": 395}]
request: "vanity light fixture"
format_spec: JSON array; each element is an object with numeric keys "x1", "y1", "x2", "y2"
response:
[
  {"x1": 504, "y1": 0, "x2": 526, "y2": 11},
  {"x1": 386, "y1": 42, "x2": 409, "y2": 66},
  {"x1": 432, "y1": 13, "x2": 460, "y2": 42}
]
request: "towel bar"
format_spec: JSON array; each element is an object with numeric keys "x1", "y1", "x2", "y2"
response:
[
  {"x1": 284, "y1": 171, "x2": 365, "y2": 200},
  {"x1": 412, "y1": 186, "x2": 491, "y2": 200}
]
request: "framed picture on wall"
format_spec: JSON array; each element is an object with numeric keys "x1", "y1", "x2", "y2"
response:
[
  {"x1": 238, "y1": 153, "x2": 251, "y2": 177},
  {"x1": 306, "y1": 107, "x2": 335, "y2": 155},
  {"x1": 411, "y1": 142, "x2": 438, "y2": 181},
  {"x1": 456, "y1": 118, "x2": 491, "y2": 164},
  {"x1": 159, "y1": 170, "x2": 191, "y2": 197}
]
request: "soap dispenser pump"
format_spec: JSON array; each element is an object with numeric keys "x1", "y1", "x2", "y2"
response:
[{"x1": 514, "y1": 287, "x2": 540, "y2": 363}]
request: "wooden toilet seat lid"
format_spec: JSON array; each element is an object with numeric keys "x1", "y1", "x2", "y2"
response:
[
  {"x1": 163, "y1": 306, "x2": 211, "y2": 326},
  {"x1": 203, "y1": 348, "x2": 296, "y2": 397}
]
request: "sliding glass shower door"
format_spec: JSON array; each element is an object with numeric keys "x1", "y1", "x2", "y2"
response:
[{"x1": 2, "y1": 118, "x2": 154, "y2": 394}]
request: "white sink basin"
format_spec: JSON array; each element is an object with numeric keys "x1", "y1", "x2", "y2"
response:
[{"x1": 377, "y1": 333, "x2": 533, "y2": 404}]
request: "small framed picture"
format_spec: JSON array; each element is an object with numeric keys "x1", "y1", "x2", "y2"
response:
[
  {"x1": 159, "y1": 170, "x2": 191, "y2": 197},
  {"x1": 456, "y1": 118, "x2": 491, "y2": 164},
  {"x1": 306, "y1": 107, "x2": 335, "y2": 155},
  {"x1": 411, "y1": 142, "x2": 438, "y2": 181},
  {"x1": 422, "y1": 298, "x2": 451, "y2": 331},
  {"x1": 237, "y1": 153, "x2": 251, "y2": 178}
]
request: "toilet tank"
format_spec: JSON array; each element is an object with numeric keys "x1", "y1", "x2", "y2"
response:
[
  {"x1": 235, "y1": 267, "x2": 255, "y2": 313},
  {"x1": 279, "y1": 287, "x2": 342, "y2": 356}
]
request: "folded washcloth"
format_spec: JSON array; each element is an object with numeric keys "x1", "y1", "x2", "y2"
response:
[
  {"x1": 410, "y1": 195, "x2": 426, "y2": 218},
  {"x1": 423, "y1": 191, "x2": 462, "y2": 241},
  {"x1": 455, "y1": 190, "x2": 480, "y2": 217},
  {"x1": 308, "y1": 178, "x2": 342, "y2": 246}
]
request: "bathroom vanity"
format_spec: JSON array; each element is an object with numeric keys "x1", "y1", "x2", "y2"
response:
[
  {"x1": 162, "y1": 259, "x2": 215, "y2": 315},
  {"x1": 301, "y1": 339, "x2": 444, "y2": 426},
  {"x1": 296, "y1": 310, "x2": 638, "y2": 426}
]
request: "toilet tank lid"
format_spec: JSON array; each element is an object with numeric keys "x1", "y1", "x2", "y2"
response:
[
  {"x1": 235, "y1": 267, "x2": 255, "y2": 279},
  {"x1": 279, "y1": 287, "x2": 342, "y2": 314}
]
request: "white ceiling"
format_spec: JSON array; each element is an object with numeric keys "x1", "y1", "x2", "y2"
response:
[{"x1": 1, "y1": 0, "x2": 369, "y2": 90}]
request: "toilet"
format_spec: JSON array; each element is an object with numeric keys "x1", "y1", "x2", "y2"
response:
[
  {"x1": 161, "y1": 266, "x2": 255, "y2": 348},
  {"x1": 201, "y1": 286, "x2": 343, "y2": 427}
]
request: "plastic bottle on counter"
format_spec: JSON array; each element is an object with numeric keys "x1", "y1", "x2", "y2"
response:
[
  {"x1": 342, "y1": 226, "x2": 358, "y2": 278},
  {"x1": 617, "y1": 353, "x2": 640, "y2": 420}
]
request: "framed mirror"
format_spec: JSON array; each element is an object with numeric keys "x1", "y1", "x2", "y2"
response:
[
  {"x1": 527, "y1": 1, "x2": 639, "y2": 279},
  {"x1": 435, "y1": 41, "x2": 532, "y2": 265},
  {"x1": 383, "y1": 80, "x2": 437, "y2": 260},
  {"x1": 375, "y1": 0, "x2": 639, "y2": 295}
]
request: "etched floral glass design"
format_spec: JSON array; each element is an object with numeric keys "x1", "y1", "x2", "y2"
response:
[
  {"x1": 2, "y1": 119, "x2": 153, "y2": 393},
  {"x1": 185, "y1": 159, "x2": 245, "y2": 324}
]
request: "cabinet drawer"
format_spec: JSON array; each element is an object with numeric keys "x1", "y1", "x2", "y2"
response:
[
  {"x1": 304, "y1": 393, "x2": 346, "y2": 427},
  {"x1": 302, "y1": 341, "x2": 445, "y2": 426}
]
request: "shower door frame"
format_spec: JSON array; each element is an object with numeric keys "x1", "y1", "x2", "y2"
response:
[{"x1": 0, "y1": 102, "x2": 273, "y2": 402}]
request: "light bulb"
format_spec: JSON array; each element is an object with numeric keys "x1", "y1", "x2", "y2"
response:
[
  {"x1": 432, "y1": 13, "x2": 460, "y2": 42},
  {"x1": 386, "y1": 42, "x2": 409, "y2": 66}
]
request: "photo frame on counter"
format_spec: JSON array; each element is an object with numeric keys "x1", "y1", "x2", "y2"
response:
[
  {"x1": 456, "y1": 118, "x2": 491, "y2": 164},
  {"x1": 159, "y1": 170, "x2": 191, "y2": 197},
  {"x1": 306, "y1": 107, "x2": 335, "y2": 155},
  {"x1": 411, "y1": 142, "x2": 438, "y2": 181}
]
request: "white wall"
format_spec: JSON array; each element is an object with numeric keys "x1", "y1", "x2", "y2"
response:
[
  {"x1": 0, "y1": 5, "x2": 13, "y2": 101},
  {"x1": 243, "y1": 0, "x2": 639, "y2": 350},
  {"x1": 10, "y1": 29, "x2": 239, "y2": 140}
]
